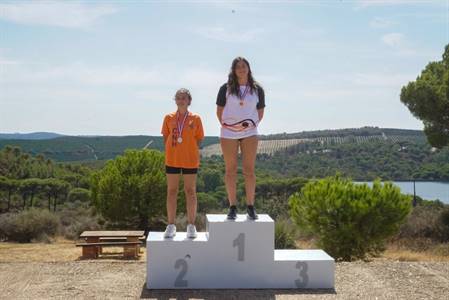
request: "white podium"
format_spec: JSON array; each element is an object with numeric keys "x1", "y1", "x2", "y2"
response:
[{"x1": 146, "y1": 214, "x2": 334, "y2": 289}]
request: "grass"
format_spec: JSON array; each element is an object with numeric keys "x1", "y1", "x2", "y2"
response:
[
  {"x1": 0, "y1": 237, "x2": 448, "y2": 263},
  {"x1": 0, "y1": 237, "x2": 146, "y2": 262},
  {"x1": 294, "y1": 238, "x2": 449, "y2": 262}
]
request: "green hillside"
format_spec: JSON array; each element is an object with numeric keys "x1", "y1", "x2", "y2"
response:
[{"x1": 0, "y1": 135, "x2": 219, "y2": 162}]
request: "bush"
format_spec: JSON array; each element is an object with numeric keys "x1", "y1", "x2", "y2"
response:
[
  {"x1": 67, "y1": 187, "x2": 91, "y2": 203},
  {"x1": 398, "y1": 202, "x2": 449, "y2": 243},
  {"x1": 0, "y1": 208, "x2": 59, "y2": 242},
  {"x1": 289, "y1": 175, "x2": 412, "y2": 261},
  {"x1": 90, "y1": 149, "x2": 166, "y2": 230},
  {"x1": 275, "y1": 218, "x2": 297, "y2": 249},
  {"x1": 57, "y1": 205, "x2": 103, "y2": 240},
  {"x1": 197, "y1": 192, "x2": 219, "y2": 213}
]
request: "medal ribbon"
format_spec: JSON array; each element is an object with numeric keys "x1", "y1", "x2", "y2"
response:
[
  {"x1": 238, "y1": 85, "x2": 250, "y2": 104},
  {"x1": 176, "y1": 111, "x2": 189, "y2": 140}
]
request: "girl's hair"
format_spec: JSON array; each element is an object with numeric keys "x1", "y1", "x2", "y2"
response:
[
  {"x1": 174, "y1": 88, "x2": 192, "y2": 105},
  {"x1": 227, "y1": 57, "x2": 258, "y2": 96}
]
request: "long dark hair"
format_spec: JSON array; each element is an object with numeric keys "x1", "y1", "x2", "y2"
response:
[{"x1": 227, "y1": 57, "x2": 258, "y2": 96}]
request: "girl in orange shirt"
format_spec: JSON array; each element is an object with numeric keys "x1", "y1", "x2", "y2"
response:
[{"x1": 161, "y1": 88, "x2": 204, "y2": 238}]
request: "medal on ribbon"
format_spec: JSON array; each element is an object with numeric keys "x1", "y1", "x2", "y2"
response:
[
  {"x1": 238, "y1": 85, "x2": 250, "y2": 106},
  {"x1": 176, "y1": 111, "x2": 189, "y2": 144}
]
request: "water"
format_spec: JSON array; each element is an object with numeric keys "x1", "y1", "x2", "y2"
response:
[{"x1": 354, "y1": 181, "x2": 449, "y2": 204}]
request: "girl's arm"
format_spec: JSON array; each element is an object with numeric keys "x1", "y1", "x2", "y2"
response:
[
  {"x1": 258, "y1": 108, "x2": 264, "y2": 123},
  {"x1": 216, "y1": 106, "x2": 224, "y2": 125}
]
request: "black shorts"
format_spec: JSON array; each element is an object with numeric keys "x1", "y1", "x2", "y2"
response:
[{"x1": 165, "y1": 165, "x2": 198, "y2": 174}]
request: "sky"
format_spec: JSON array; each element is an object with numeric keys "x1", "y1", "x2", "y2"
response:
[{"x1": 0, "y1": 0, "x2": 448, "y2": 136}]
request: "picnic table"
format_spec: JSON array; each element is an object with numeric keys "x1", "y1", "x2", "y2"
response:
[{"x1": 77, "y1": 231, "x2": 145, "y2": 259}]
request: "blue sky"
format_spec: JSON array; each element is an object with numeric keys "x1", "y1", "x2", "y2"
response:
[{"x1": 0, "y1": 0, "x2": 447, "y2": 136}]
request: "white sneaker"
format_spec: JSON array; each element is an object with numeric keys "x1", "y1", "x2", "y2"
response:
[
  {"x1": 164, "y1": 224, "x2": 176, "y2": 238},
  {"x1": 186, "y1": 224, "x2": 197, "y2": 239}
]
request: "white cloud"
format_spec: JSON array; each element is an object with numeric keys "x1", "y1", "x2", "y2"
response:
[
  {"x1": 381, "y1": 32, "x2": 419, "y2": 56},
  {"x1": 352, "y1": 72, "x2": 414, "y2": 88},
  {"x1": 0, "y1": 56, "x2": 20, "y2": 65},
  {"x1": 370, "y1": 17, "x2": 397, "y2": 28},
  {"x1": 4, "y1": 63, "x2": 225, "y2": 88},
  {"x1": 382, "y1": 32, "x2": 404, "y2": 48},
  {"x1": 178, "y1": 68, "x2": 225, "y2": 87},
  {"x1": 194, "y1": 26, "x2": 264, "y2": 43},
  {"x1": 355, "y1": 0, "x2": 440, "y2": 8},
  {"x1": 0, "y1": 49, "x2": 20, "y2": 65},
  {"x1": 0, "y1": 1, "x2": 118, "y2": 28},
  {"x1": 357, "y1": 0, "x2": 410, "y2": 6},
  {"x1": 0, "y1": 62, "x2": 166, "y2": 86}
]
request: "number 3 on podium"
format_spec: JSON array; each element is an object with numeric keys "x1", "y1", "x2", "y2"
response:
[{"x1": 295, "y1": 261, "x2": 309, "y2": 288}]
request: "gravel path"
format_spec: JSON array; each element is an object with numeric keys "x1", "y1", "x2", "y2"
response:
[{"x1": 0, "y1": 259, "x2": 448, "y2": 299}]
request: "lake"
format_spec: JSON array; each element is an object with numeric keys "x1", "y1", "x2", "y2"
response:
[{"x1": 355, "y1": 181, "x2": 449, "y2": 204}]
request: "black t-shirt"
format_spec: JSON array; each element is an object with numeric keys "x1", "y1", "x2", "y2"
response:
[{"x1": 216, "y1": 83, "x2": 266, "y2": 109}]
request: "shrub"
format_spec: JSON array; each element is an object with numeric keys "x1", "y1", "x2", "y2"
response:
[
  {"x1": 398, "y1": 202, "x2": 449, "y2": 243},
  {"x1": 275, "y1": 218, "x2": 297, "y2": 249},
  {"x1": 90, "y1": 149, "x2": 166, "y2": 230},
  {"x1": 57, "y1": 206, "x2": 103, "y2": 240},
  {"x1": 289, "y1": 175, "x2": 412, "y2": 261},
  {"x1": 67, "y1": 187, "x2": 91, "y2": 203},
  {"x1": 0, "y1": 208, "x2": 59, "y2": 242}
]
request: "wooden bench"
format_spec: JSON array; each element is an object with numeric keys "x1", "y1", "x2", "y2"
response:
[{"x1": 78, "y1": 231, "x2": 145, "y2": 259}]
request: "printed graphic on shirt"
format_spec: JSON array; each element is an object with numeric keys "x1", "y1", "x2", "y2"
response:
[{"x1": 216, "y1": 83, "x2": 265, "y2": 139}]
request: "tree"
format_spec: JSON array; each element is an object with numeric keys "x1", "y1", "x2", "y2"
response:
[
  {"x1": 42, "y1": 178, "x2": 70, "y2": 211},
  {"x1": 90, "y1": 149, "x2": 166, "y2": 230},
  {"x1": 289, "y1": 175, "x2": 412, "y2": 261},
  {"x1": 200, "y1": 169, "x2": 223, "y2": 192},
  {"x1": 400, "y1": 44, "x2": 449, "y2": 148},
  {"x1": 0, "y1": 176, "x2": 18, "y2": 212},
  {"x1": 67, "y1": 187, "x2": 91, "y2": 204}
]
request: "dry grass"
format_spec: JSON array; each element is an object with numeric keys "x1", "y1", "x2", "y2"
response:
[
  {"x1": 294, "y1": 238, "x2": 449, "y2": 262},
  {"x1": 0, "y1": 237, "x2": 448, "y2": 263},
  {"x1": 383, "y1": 242, "x2": 449, "y2": 262},
  {"x1": 0, "y1": 237, "x2": 147, "y2": 262}
]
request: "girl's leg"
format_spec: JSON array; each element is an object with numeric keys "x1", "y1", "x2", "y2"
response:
[
  {"x1": 240, "y1": 135, "x2": 258, "y2": 205},
  {"x1": 220, "y1": 138, "x2": 240, "y2": 206},
  {"x1": 183, "y1": 173, "x2": 197, "y2": 225},
  {"x1": 166, "y1": 173, "x2": 180, "y2": 224}
]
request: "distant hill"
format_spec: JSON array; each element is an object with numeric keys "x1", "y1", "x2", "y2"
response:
[
  {"x1": 0, "y1": 135, "x2": 219, "y2": 162},
  {"x1": 0, "y1": 127, "x2": 427, "y2": 162},
  {"x1": 203, "y1": 127, "x2": 428, "y2": 157},
  {"x1": 260, "y1": 126, "x2": 425, "y2": 140},
  {"x1": 0, "y1": 132, "x2": 65, "y2": 140}
]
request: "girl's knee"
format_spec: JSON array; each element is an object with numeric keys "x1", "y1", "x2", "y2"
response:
[
  {"x1": 167, "y1": 187, "x2": 179, "y2": 197},
  {"x1": 242, "y1": 165, "x2": 255, "y2": 177},
  {"x1": 184, "y1": 186, "x2": 196, "y2": 197},
  {"x1": 225, "y1": 164, "x2": 238, "y2": 175}
]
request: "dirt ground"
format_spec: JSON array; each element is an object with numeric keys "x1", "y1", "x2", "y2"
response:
[{"x1": 0, "y1": 240, "x2": 448, "y2": 299}]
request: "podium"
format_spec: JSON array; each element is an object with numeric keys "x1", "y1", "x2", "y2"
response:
[{"x1": 146, "y1": 214, "x2": 334, "y2": 289}]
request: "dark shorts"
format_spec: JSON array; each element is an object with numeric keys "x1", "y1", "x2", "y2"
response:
[
  {"x1": 222, "y1": 135, "x2": 258, "y2": 142},
  {"x1": 238, "y1": 135, "x2": 258, "y2": 142},
  {"x1": 165, "y1": 165, "x2": 198, "y2": 174}
]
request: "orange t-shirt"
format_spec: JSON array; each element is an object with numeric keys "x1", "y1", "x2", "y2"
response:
[{"x1": 161, "y1": 111, "x2": 204, "y2": 169}]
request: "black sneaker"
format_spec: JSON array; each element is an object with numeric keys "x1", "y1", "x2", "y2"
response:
[
  {"x1": 247, "y1": 205, "x2": 258, "y2": 220},
  {"x1": 227, "y1": 205, "x2": 237, "y2": 220}
]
